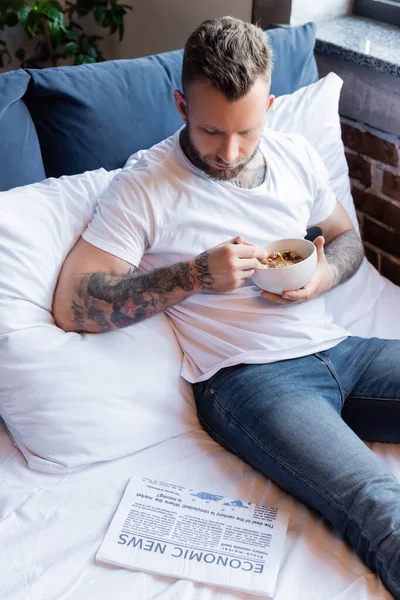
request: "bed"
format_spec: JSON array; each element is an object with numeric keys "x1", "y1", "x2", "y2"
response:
[
  {"x1": 1, "y1": 22, "x2": 400, "y2": 600},
  {"x1": 1, "y1": 271, "x2": 399, "y2": 600}
]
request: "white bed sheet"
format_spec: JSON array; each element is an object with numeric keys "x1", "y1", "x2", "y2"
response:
[{"x1": 1, "y1": 275, "x2": 400, "y2": 600}]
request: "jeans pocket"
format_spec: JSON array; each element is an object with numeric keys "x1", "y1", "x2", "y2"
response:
[{"x1": 204, "y1": 363, "x2": 244, "y2": 398}]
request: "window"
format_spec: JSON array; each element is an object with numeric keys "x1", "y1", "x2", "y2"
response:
[{"x1": 353, "y1": 0, "x2": 400, "y2": 26}]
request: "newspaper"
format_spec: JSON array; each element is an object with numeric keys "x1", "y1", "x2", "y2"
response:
[{"x1": 96, "y1": 477, "x2": 289, "y2": 598}]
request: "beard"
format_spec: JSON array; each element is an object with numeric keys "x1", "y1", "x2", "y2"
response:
[{"x1": 179, "y1": 125, "x2": 259, "y2": 182}]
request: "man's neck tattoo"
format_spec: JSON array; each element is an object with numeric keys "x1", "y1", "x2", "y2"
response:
[{"x1": 229, "y1": 150, "x2": 266, "y2": 189}]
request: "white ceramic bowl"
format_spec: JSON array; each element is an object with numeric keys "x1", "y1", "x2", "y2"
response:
[{"x1": 251, "y1": 238, "x2": 317, "y2": 295}]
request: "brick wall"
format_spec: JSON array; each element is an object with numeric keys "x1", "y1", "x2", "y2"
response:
[{"x1": 341, "y1": 117, "x2": 400, "y2": 287}]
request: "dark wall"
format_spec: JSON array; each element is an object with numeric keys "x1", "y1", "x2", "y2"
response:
[{"x1": 253, "y1": 0, "x2": 292, "y2": 27}]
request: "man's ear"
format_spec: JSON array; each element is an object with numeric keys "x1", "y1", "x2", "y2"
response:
[
  {"x1": 174, "y1": 89, "x2": 188, "y2": 121},
  {"x1": 266, "y1": 95, "x2": 275, "y2": 113}
]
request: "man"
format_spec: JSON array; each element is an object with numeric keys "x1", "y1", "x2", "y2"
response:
[{"x1": 53, "y1": 17, "x2": 400, "y2": 597}]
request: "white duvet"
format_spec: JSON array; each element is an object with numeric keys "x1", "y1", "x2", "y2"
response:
[
  {"x1": 1, "y1": 72, "x2": 400, "y2": 599},
  {"x1": 1, "y1": 275, "x2": 400, "y2": 600}
]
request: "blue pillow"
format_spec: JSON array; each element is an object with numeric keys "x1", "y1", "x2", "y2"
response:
[
  {"x1": 0, "y1": 70, "x2": 45, "y2": 191},
  {"x1": 24, "y1": 22, "x2": 317, "y2": 179},
  {"x1": 268, "y1": 22, "x2": 318, "y2": 97},
  {"x1": 25, "y1": 50, "x2": 185, "y2": 178}
]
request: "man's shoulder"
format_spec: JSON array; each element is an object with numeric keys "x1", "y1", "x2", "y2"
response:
[
  {"x1": 124, "y1": 133, "x2": 178, "y2": 179},
  {"x1": 99, "y1": 133, "x2": 180, "y2": 210},
  {"x1": 262, "y1": 127, "x2": 310, "y2": 152},
  {"x1": 262, "y1": 128, "x2": 319, "y2": 169}
]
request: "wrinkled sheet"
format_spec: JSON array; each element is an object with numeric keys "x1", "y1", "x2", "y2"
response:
[{"x1": 1, "y1": 276, "x2": 400, "y2": 600}]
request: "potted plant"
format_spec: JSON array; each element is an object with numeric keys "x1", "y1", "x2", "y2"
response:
[{"x1": 0, "y1": 0, "x2": 132, "y2": 68}]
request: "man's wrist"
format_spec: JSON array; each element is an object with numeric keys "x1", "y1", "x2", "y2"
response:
[
  {"x1": 189, "y1": 252, "x2": 219, "y2": 294},
  {"x1": 188, "y1": 259, "x2": 201, "y2": 293},
  {"x1": 326, "y1": 262, "x2": 339, "y2": 290}
]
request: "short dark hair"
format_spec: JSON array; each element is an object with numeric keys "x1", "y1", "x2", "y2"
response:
[{"x1": 182, "y1": 16, "x2": 273, "y2": 101}]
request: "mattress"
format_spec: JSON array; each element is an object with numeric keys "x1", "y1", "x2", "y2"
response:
[{"x1": 1, "y1": 276, "x2": 400, "y2": 600}]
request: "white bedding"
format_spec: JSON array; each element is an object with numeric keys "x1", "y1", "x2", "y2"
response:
[
  {"x1": 1, "y1": 73, "x2": 400, "y2": 599},
  {"x1": 1, "y1": 275, "x2": 400, "y2": 600}
]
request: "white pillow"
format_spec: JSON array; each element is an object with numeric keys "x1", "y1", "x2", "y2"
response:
[
  {"x1": 265, "y1": 72, "x2": 385, "y2": 326},
  {"x1": 0, "y1": 170, "x2": 198, "y2": 473}
]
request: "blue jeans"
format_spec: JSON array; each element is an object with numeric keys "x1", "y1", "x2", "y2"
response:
[{"x1": 193, "y1": 336, "x2": 400, "y2": 599}]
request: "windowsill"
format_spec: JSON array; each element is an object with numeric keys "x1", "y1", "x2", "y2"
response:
[{"x1": 315, "y1": 15, "x2": 400, "y2": 78}]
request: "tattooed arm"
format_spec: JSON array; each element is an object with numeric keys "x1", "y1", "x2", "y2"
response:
[
  {"x1": 323, "y1": 230, "x2": 364, "y2": 287},
  {"x1": 53, "y1": 236, "x2": 267, "y2": 333}
]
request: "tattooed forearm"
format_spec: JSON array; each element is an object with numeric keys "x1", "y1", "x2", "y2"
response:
[
  {"x1": 88, "y1": 261, "x2": 196, "y2": 327},
  {"x1": 87, "y1": 306, "x2": 110, "y2": 332},
  {"x1": 69, "y1": 261, "x2": 198, "y2": 332},
  {"x1": 71, "y1": 300, "x2": 85, "y2": 330},
  {"x1": 324, "y1": 230, "x2": 364, "y2": 287}
]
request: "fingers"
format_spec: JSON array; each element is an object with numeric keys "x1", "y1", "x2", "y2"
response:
[
  {"x1": 232, "y1": 244, "x2": 267, "y2": 260},
  {"x1": 314, "y1": 236, "x2": 326, "y2": 259},
  {"x1": 237, "y1": 258, "x2": 262, "y2": 271},
  {"x1": 240, "y1": 270, "x2": 255, "y2": 284},
  {"x1": 260, "y1": 291, "x2": 295, "y2": 304},
  {"x1": 232, "y1": 235, "x2": 256, "y2": 246},
  {"x1": 261, "y1": 283, "x2": 316, "y2": 303},
  {"x1": 281, "y1": 288, "x2": 310, "y2": 302}
]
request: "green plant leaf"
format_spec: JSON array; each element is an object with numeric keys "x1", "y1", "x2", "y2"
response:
[
  {"x1": 80, "y1": 36, "x2": 91, "y2": 52},
  {"x1": 93, "y1": 6, "x2": 107, "y2": 26},
  {"x1": 17, "y1": 5, "x2": 32, "y2": 26},
  {"x1": 64, "y1": 40, "x2": 78, "y2": 54},
  {"x1": 36, "y1": 1, "x2": 67, "y2": 35},
  {"x1": 33, "y1": 0, "x2": 62, "y2": 16},
  {"x1": 41, "y1": 4, "x2": 62, "y2": 21},
  {"x1": 73, "y1": 0, "x2": 106, "y2": 18},
  {"x1": 64, "y1": 29, "x2": 78, "y2": 41},
  {"x1": 25, "y1": 9, "x2": 44, "y2": 36},
  {"x1": 87, "y1": 45, "x2": 97, "y2": 59},
  {"x1": 47, "y1": 18, "x2": 67, "y2": 38}
]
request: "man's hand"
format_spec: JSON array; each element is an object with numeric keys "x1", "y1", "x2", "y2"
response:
[
  {"x1": 260, "y1": 236, "x2": 336, "y2": 305},
  {"x1": 191, "y1": 235, "x2": 268, "y2": 293}
]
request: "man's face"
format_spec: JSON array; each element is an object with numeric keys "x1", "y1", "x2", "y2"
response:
[{"x1": 174, "y1": 78, "x2": 274, "y2": 181}]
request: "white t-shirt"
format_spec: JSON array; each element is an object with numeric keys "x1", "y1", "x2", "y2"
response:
[{"x1": 82, "y1": 128, "x2": 349, "y2": 383}]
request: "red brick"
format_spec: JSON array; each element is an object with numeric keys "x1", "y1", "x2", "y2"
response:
[
  {"x1": 346, "y1": 152, "x2": 372, "y2": 186},
  {"x1": 341, "y1": 123, "x2": 398, "y2": 167},
  {"x1": 382, "y1": 171, "x2": 400, "y2": 202},
  {"x1": 364, "y1": 243, "x2": 380, "y2": 270},
  {"x1": 363, "y1": 217, "x2": 400, "y2": 260},
  {"x1": 381, "y1": 254, "x2": 400, "y2": 286},
  {"x1": 352, "y1": 187, "x2": 400, "y2": 231}
]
